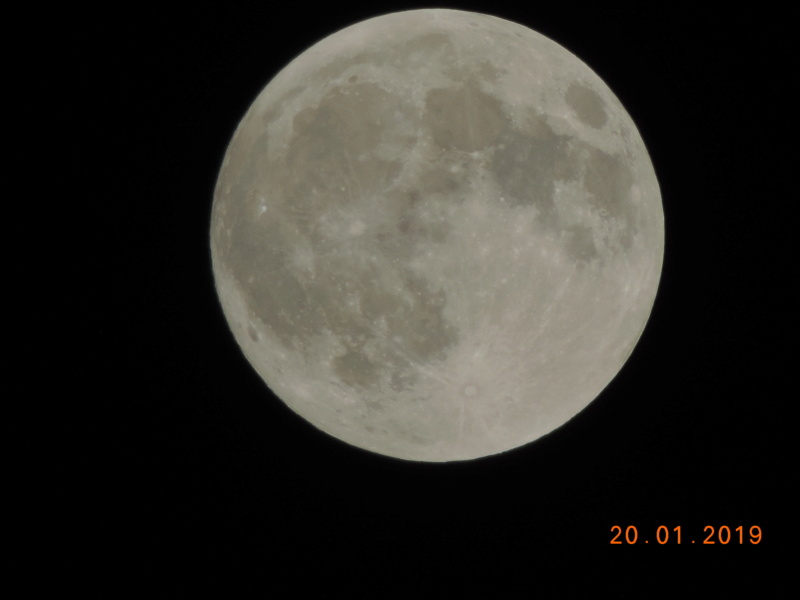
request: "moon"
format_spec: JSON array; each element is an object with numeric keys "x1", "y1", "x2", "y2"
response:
[{"x1": 210, "y1": 9, "x2": 663, "y2": 462}]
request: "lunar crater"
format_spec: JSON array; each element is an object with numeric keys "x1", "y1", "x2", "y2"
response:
[{"x1": 565, "y1": 81, "x2": 608, "y2": 129}]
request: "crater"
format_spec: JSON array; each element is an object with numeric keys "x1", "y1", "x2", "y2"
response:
[
  {"x1": 425, "y1": 82, "x2": 506, "y2": 151},
  {"x1": 399, "y1": 32, "x2": 454, "y2": 64},
  {"x1": 396, "y1": 195, "x2": 453, "y2": 244},
  {"x1": 563, "y1": 224, "x2": 598, "y2": 264},
  {"x1": 582, "y1": 146, "x2": 636, "y2": 249},
  {"x1": 565, "y1": 82, "x2": 607, "y2": 129},
  {"x1": 333, "y1": 347, "x2": 380, "y2": 389},
  {"x1": 224, "y1": 190, "x2": 461, "y2": 390},
  {"x1": 285, "y1": 82, "x2": 412, "y2": 205},
  {"x1": 490, "y1": 112, "x2": 577, "y2": 221}
]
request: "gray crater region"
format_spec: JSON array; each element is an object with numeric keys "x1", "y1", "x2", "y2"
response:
[{"x1": 210, "y1": 9, "x2": 664, "y2": 461}]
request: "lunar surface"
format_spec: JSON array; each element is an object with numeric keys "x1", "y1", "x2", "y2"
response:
[{"x1": 210, "y1": 9, "x2": 663, "y2": 461}]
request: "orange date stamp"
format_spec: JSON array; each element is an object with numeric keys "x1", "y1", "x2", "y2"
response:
[{"x1": 610, "y1": 525, "x2": 762, "y2": 545}]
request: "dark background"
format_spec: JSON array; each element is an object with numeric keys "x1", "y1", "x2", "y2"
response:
[{"x1": 69, "y1": 1, "x2": 792, "y2": 595}]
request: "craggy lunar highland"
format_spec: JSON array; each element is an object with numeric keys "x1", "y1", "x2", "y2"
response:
[{"x1": 210, "y1": 9, "x2": 664, "y2": 461}]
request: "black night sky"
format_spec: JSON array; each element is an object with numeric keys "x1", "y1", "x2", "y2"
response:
[{"x1": 68, "y1": 1, "x2": 792, "y2": 595}]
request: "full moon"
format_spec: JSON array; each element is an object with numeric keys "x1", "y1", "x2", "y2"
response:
[{"x1": 210, "y1": 9, "x2": 663, "y2": 461}]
